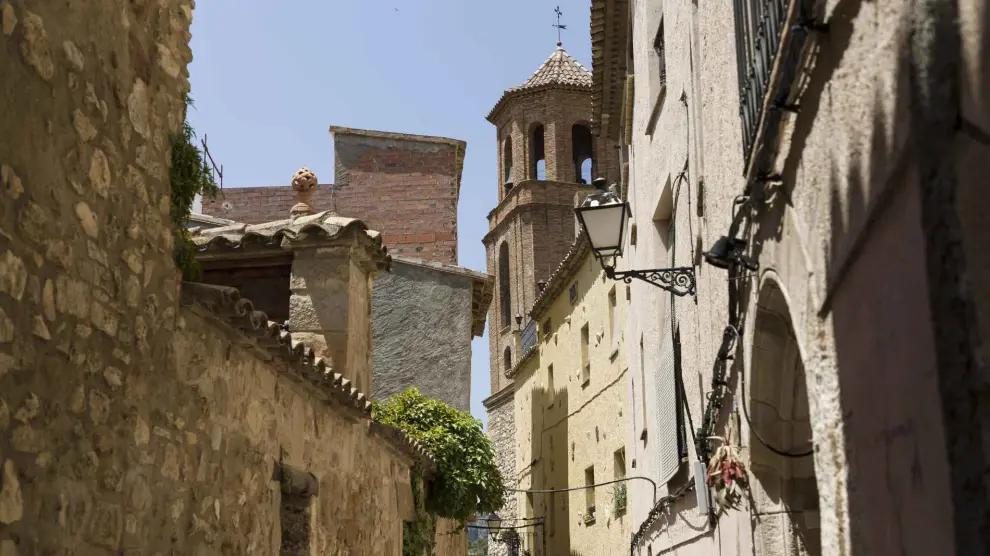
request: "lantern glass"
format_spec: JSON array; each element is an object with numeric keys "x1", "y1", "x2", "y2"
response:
[{"x1": 576, "y1": 201, "x2": 629, "y2": 260}]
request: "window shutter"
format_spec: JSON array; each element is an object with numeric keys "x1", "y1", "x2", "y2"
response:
[{"x1": 654, "y1": 314, "x2": 680, "y2": 483}]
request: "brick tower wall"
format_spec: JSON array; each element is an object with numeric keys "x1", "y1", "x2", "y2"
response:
[{"x1": 201, "y1": 132, "x2": 463, "y2": 265}]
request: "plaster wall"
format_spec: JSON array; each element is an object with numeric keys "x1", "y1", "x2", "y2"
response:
[
  {"x1": 623, "y1": 0, "x2": 968, "y2": 551},
  {"x1": 512, "y1": 252, "x2": 633, "y2": 556},
  {"x1": 371, "y1": 259, "x2": 474, "y2": 411}
]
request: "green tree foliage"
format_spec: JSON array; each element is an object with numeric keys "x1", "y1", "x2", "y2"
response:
[
  {"x1": 373, "y1": 387, "x2": 506, "y2": 523},
  {"x1": 170, "y1": 94, "x2": 219, "y2": 279}
]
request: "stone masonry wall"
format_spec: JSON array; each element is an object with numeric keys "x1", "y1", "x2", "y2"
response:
[
  {"x1": 201, "y1": 133, "x2": 462, "y2": 265},
  {"x1": 485, "y1": 394, "x2": 517, "y2": 556},
  {"x1": 0, "y1": 0, "x2": 196, "y2": 552},
  {"x1": 0, "y1": 3, "x2": 414, "y2": 554},
  {"x1": 371, "y1": 259, "x2": 473, "y2": 411}
]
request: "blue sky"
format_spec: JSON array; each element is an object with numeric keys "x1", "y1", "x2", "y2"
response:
[{"x1": 187, "y1": 1, "x2": 593, "y2": 428}]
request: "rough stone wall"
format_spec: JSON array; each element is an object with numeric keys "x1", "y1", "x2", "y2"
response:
[
  {"x1": 484, "y1": 393, "x2": 517, "y2": 556},
  {"x1": 170, "y1": 307, "x2": 410, "y2": 554},
  {"x1": 371, "y1": 259, "x2": 473, "y2": 411},
  {"x1": 0, "y1": 0, "x2": 196, "y2": 552}
]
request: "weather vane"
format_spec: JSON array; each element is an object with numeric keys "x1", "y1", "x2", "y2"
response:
[{"x1": 553, "y1": 5, "x2": 567, "y2": 46}]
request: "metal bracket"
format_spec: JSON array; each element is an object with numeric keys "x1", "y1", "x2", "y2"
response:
[{"x1": 605, "y1": 266, "x2": 697, "y2": 297}]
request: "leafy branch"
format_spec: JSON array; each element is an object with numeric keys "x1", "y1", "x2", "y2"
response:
[
  {"x1": 373, "y1": 387, "x2": 506, "y2": 522},
  {"x1": 170, "y1": 94, "x2": 219, "y2": 280}
]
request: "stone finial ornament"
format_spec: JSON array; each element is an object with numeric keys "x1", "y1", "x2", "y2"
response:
[{"x1": 290, "y1": 167, "x2": 318, "y2": 217}]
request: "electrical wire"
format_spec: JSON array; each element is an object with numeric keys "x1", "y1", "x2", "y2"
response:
[
  {"x1": 738, "y1": 359, "x2": 814, "y2": 458},
  {"x1": 505, "y1": 476, "x2": 658, "y2": 505}
]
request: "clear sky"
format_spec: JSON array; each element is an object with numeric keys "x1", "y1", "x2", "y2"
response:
[{"x1": 187, "y1": 0, "x2": 593, "y2": 429}]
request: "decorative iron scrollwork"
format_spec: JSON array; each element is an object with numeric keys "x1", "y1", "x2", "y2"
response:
[{"x1": 605, "y1": 266, "x2": 697, "y2": 297}]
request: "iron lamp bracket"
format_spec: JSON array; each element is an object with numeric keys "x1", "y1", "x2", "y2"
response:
[{"x1": 603, "y1": 265, "x2": 697, "y2": 297}]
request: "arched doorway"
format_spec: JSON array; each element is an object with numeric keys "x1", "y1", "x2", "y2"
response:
[{"x1": 749, "y1": 281, "x2": 821, "y2": 556}]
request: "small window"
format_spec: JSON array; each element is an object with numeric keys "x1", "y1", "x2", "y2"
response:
[
  {"x1": 581, "y1": 324, "x2": 591, "y2": 385},
  {"x1": 569, "y1": 282, "x2": 578, "y2": 304},
  {"x1": 526, "y1": 492, "x2": 534, "y2": 519},
  {"x1": 608, "y1": 287, "x2": 618, "y2": 347},
  {"x1": 543, "y1": 318, "x2": 552, "y2": 338},
  {"x1": 547, "y1": 364, "x2": 555, "y2": 397},
  {"x1": 503, "y1": 347, "x2": 512, "y2": 373},
  {"x1": 584, "y1": 466, "x2": 596, "y2": 519},
  {"x1": 613, "y1": 448, "x2": 628, "y2": 515},
  {"x1": 653, "y1": 21, "x2": 667, "y2": 87}
]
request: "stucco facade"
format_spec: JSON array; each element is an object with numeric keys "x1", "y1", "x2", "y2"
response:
[
  {"x1": 372, "y1": 256, "x2": 492, "y2": 412},
  {"x1": 592, "y1": 0, "x2": 990, "y2": 554},
  {"x1": 508, "y1": 238, "x2": 633, "y2": 556}
]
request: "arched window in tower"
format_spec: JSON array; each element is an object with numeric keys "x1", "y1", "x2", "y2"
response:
[
  {"x1": 530, "y1": 123, "x2": 546, "y2": 180},
  {"x1": 498, "y1": 242, "x2": 511, "y2": 326},
  {"x1": 503, "y1": 136, "x2": 514, "y2": 191},
  {"x1": 572, "y1": 124, "x2": 594, "y2": 184},
  {"x1": 504, "y1": 346, "x2": 513, "y2": 373}
]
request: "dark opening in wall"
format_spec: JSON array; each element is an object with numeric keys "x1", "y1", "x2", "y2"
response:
[
  {"x1": 531, "y1": 123, "x2": 546, "y2": 180},
  {"x1": 572, "y1": 124, "x2": 594, "y2": 183},
  {"x1": 273, "y1": 462, "x2": 319, "y2": 556},
  {"x1": 200, "y1": 254, "x2": 294, "y2": 323},
  {"x1": 499, "y1": 242, "x2": 511, "y2": 326},
  {"x1": 503, "y1": 136, "x2": 514, "y2": 191}
]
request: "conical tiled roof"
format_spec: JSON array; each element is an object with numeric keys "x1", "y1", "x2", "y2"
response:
[
  {"x1": 487, "y1": 45, "x2": 593, "y2": 121},
  {"x1": 514, "y1": 45, "x2": 593, "y2": 91}
]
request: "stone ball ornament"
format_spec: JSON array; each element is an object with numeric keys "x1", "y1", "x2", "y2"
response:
[{"x1": 292, "y1": 167, "x2": 318, "y2": 190}]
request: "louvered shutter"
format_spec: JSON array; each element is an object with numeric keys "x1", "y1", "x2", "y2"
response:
[{"x1": 654, "y1": 314, "x2": 680, "y2": 483}]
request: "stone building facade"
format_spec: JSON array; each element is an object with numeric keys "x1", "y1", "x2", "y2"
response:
[
  {"x1": 507, "y1": 234, "x2": 633, "y2": 556},
  {"x1": 591, "y1": 0, "x2": 990, "y2": 555},
  {"x1": 482, "y1": 42, "x2": 622, "y2": 556},
  {"x1": 200, "y1": 127, "x2": 466, "y2": 265},
  {"x1": 0, "y1": 3, "x2": 445, "y2": 554}
]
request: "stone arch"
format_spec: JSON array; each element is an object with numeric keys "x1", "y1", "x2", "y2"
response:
[
  {"x1": 499, "y1": 242, "x2": 511, "y2": 327},
  {"x1": 571, "y1": 123, "x2": 594, "y2": 184},
  {"x1": 748, "y1": 278, "x2": 821, "y2": 556},
  {"x1": 530, "y1": 122, "x2": 546, "y2": 180}
]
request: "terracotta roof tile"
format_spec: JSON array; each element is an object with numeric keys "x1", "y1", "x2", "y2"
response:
[
  {"x1": 515, "y1": 46, "x2": 593, "y2": 90},
  {"x1": 488, "y1": 46, "x2": 593, "y2": 122},
  {"x1": 190, "y1": 211, "x2": 391, "y2": 271},
  {"x1": 181, "y1": 283, "x2": 437, "y2": 471},
  {"x1": 180, "y1": 281, "x2": 375, "y2": 417}
]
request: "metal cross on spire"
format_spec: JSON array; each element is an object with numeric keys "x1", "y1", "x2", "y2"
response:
[{"x1": 553, "y1": 5, "x2": 567, "y2": 46}]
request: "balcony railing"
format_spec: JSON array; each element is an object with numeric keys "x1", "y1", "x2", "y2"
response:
[
  {"x1": 734, "y1": 0, "x2": 817, "y2": 177},
  {"x1": 521, "y1": 319, "x2": 538, "y2": 354}
]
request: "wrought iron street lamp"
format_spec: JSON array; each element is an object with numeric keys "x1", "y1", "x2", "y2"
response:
[
  {"x1": 574, "y1": 178, "x2": 696, "y2": 297},
  {"x1": 485, "y1": 513, "x2": 502, "y2": 541}
]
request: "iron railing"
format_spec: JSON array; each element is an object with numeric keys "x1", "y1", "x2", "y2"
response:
[
  {"x1": 521, "y1": 319, "x2": 539, "y2": 354},
  {"x1": 734, "y1": 0, "x2": 817, "y2": 177}
]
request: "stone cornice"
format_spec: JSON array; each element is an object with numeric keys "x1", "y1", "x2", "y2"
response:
[{"x1": 482, "y1": 383, "x2": 515, "y2": 410}]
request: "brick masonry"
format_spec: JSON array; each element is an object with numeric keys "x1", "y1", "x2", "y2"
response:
[{"x1": 201, "y1": 128, "x2": 465, "y2": 266}]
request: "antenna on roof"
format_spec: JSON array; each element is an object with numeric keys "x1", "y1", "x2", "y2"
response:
[
  {"x1": 201, "y1": 134, "x2": 224, "y2": 190},
  {"x1": 553, "y1": 6, "x2": 567, "y2": 47}
]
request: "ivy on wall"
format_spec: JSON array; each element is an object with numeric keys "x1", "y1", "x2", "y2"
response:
[
  {"x1": 373, "y1": 387, "x2": 506, "y2": 555},
  {"x1": 169, "y1": 94, "x2": 219, "y2": 279}
]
